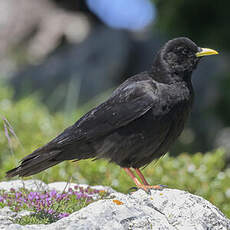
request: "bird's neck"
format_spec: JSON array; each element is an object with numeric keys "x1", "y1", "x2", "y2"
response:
[
  {"x1": 150, "y1": 59, "x2": 193, "y2": 85},
  {"x1": 149, "y1": 69, "x2": 192, "y2": 85}
]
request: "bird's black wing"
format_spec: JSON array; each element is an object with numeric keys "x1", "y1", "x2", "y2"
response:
[
  {"x1": 6, "y1": 76, "x2": 159, "y2": 177},
  {"x1": 52, "y1": 76, "x2": 159, "y2": 146}
]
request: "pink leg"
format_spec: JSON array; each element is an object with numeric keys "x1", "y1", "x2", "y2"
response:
[
  {"x1": 123, "y1": 168, "x2": 142, "y2": 186},
  {"x1": 134, "y1": 168, "x2": 149, "y2": 185}
]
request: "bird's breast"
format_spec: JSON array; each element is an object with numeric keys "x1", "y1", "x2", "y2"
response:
[{"x1": 153, "y1": 81, "x2": 194, "y2": 118}]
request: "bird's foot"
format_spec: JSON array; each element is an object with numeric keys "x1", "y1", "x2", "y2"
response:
[{"x1": 137, "y1": 184, "x2": 167, "y2": 194}]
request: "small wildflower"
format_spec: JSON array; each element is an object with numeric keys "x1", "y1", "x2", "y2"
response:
[
  {"x1": 74, "y1": 185, "x2": 78, "y2": 190},
  {"x1": 49, "y1": 190, "x2": 57, "y2": 198},
  {"x1": 75, "y1": 192, "x2": 83, "y2": 199},
  {"x1": 58, "y1": 213, "x2": 69, "y2": 218},
  {"x1": 48, "y1": 209, "x2": 54, "y2": 214},
  {"x1": 15, "y1": 192, "x2": 22, "y2": 199},
  {"x1": 0, "y1": 196, "x2": 4, "y2": 202}
]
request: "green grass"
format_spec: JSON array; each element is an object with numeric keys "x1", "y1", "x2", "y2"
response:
[{"x1": 16, "y1": 212, "x2": 60, "y2": 225}]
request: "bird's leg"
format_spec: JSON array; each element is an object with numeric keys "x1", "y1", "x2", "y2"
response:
[
  {"x1": 124, "y1": 168, "x2": 164, "y2": 193},
  {"x1": 134, "y1": 168, "x2": 149, "y2": 185},
  {"x1": 123, "y1": 168, "x2": 143, "y2": 187},
  {"x1": 134, "y1": 168, "x2": 165, "y2": 191}
]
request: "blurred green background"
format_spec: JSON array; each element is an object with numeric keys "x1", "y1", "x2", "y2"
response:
[{"x1": 1, "y1": 0, "x2": 230, "y2": 217}]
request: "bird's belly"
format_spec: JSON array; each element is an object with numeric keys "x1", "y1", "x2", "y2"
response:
[{"x1": 94, "y1": 103, "x2": 191, "y2": 168}]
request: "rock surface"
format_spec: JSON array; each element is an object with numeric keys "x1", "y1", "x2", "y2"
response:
[{"x1": 0, "y1": 180, "x2": 229, "y2": 230}]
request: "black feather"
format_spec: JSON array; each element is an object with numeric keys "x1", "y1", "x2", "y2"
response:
[{"x1": 6, "y1": 150, "x2": 61, "y2": 177}]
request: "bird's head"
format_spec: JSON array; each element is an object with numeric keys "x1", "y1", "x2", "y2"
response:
[{"x1": 154, "y1": 37, "x2": 218, "y2": 82}]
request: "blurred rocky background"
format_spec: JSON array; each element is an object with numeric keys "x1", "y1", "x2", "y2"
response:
[{"x1": 1, "y1": 0, "x2": 230, "y2": 157}]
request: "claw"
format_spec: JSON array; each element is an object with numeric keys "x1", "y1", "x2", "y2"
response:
[
  {"x1": 150, "y1": 185, "x2": 165, "y2": 190},
  {"x1": 158, "y1": 184, "x2": 168, "y2": 188},
  {"x1": 137, "y1": 184, "x2": 166, "y2": 193}
]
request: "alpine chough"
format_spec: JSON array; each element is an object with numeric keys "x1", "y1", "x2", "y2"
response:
[{"x1": 6, "y1": 37, "x2": 218, "y2": 191}]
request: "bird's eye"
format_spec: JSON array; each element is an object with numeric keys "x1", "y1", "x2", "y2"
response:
[{"x1": 182, "y1": 49, "x2": 187, "y2": 55}]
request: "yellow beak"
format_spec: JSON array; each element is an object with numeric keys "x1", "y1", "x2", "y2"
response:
[{"x1": 196, "y1": 48, "x2": 218, "y2": 57}]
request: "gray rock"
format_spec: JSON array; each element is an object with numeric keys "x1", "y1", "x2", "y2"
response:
[
  {"x1": 0, "y1": 180, "x2": 48, "y2": 192},
  {"x1": 0, "y1": 180, "x2": 229, "y2": 230}
]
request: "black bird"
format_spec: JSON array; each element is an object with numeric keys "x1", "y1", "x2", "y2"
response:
[{"x1": 6, "y1": 37, "x2": 218, "y2": 191}]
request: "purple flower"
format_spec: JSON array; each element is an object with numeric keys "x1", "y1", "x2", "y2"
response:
[
  {"x1": 28, "y1": 192, "x2": 35, "y2": 201},
  {"x1": 86, "y1": 198, "x2": 92, "y2": 203},
  {"x1": 0, "y1": 196, "x2": 4, "y2": 202},
  {"x1": 49, "y1": 190, "x2": 57, "y2": 198},
  {"x1": 56, "y1": 193, "x2": 62, "y2": 201},
  {"x1": 75, "y1": 192, "x2": 83, "y2": 199},
  {"x1": 46, "y1": 197, "x2": 51, "y2": 202},
  {"x1": 74, "y1": 185, "x2": 78, "y2": 190},
  {"x1": 67, "y1": 188, "x2": 74, "y2": 195},
  {"x1": 15, "y1": 192, "x2": 22, "y2": 199},
  {"x1": 40, "y1": 194, "x2": 46, "y2": 199},
  {"x1": 48, "y1": 209, "x2": 54, "y2": 214},
  {"x1": 58, "y1": 213, "x2": 69, "y2": 219},
  {"x1": 61, "y1": 194, "x2": 67, "y2": 199}
]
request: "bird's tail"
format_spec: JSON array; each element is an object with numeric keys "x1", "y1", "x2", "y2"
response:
[{"x1": 6, "y1": 148, "x2": 62, "y2": 178}]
